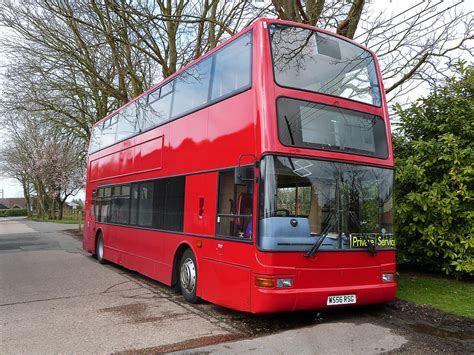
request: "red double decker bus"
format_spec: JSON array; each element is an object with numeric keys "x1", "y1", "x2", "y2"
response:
[{"x1": 83, "y1": 18, "x2": 396, "y2": 313}]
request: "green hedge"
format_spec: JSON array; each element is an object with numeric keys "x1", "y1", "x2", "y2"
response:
[
  {"x1": 394, "y1": 64, "x2": 473, "y2": 277},
  {"x1": 0, "y1": 208, "x2": 28, "y2": 217}
]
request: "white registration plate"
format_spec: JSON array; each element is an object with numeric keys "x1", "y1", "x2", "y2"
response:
[{"x1": 327, "y1": 294, "x2": 356, "y2": 306}]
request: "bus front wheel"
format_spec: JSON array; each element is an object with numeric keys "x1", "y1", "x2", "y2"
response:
[
  {"x1": 96, "y1": 232, "x2": 106, "y2": 264},
  {"x1": 179, "y1": 249, "x2": 198, "y2": 303}
]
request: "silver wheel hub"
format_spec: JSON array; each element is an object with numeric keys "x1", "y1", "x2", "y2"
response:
[{"x1": 180, "y1": 258, "x2": 196, "y2": 293}]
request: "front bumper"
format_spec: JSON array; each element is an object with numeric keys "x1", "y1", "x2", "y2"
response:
[{"x1": 252, "y1": 281, "x2": 396, "y2": 313}]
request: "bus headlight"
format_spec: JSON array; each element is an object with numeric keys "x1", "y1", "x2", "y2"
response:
[
  {"x1": 382, "y1": 273, "x2": 394, "y2": 282},
  {"x1": 276, "y1": 278, "x2": 293, "y2": 288}
]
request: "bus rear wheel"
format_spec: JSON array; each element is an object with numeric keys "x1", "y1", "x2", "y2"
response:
[
  {"x1": 96, "y1": 232, "x2": 106, "y2": 264},
  {"x1": 179, "y1": 249, "x2": 199, "y2": 303}
]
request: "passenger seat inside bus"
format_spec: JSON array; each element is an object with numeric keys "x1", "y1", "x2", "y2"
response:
[{"x1": 236, "y1": 193, "x2": 252, "y2": 238}]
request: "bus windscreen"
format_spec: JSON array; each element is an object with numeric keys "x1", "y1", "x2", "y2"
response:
[{"x1": 258, "y1": 156, "x2": 394, "y2": 252}]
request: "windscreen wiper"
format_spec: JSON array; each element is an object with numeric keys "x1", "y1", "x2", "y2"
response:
[
  {"x1": 360, "y1": 233, "x2": 377, "y2": 256},
  {"x1": 349, "y1": 212, "x2": 377, "y2": 256},
  {"x1": 284, "y1": 115, "x2": 296, "y2": 145},
  {"x1": 304, "y1": 214, "x2": 334, "y2": 258}
]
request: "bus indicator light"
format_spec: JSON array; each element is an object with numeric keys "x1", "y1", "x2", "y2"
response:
[{"x1": 255, "y1": 278, "x2": 275, "y2": 288}]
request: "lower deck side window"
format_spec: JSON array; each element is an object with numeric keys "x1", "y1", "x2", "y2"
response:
[
  {"x1": 94, "y1": 176, "x2": 185, "y2": 232},
  {"x1": 216, "y1": 169, "x2": 253, "y2": 239}
]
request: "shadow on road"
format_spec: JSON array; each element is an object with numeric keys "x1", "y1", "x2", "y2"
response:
[{"x1": 98, "y1": 257, "x2": 474, "y2": 354}]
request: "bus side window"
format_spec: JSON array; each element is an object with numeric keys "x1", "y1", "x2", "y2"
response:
[
  {"x1": 110, "y1": 185, "x2": 130, "y2": 224},
  {"x1": 116, "y1": 103, "x2": 139, "y2": 142},
  {"x1": 211, "y1": 32, "x2": 252, "y2": 101},
  {"x1": 91, "y1": 190, "x2": 97, "y2": 217},
  {"x1": 96, "y1": 188, "x2": 104, "y2": 221},
  {"x1": 89, "y1": 125, "x2": 102, "y2": 153},
  {"x1": 99, "y1": 187, "x2": 112, "y2": 223},
  {"x1": 101, "y1": 116, "x2": 118, "y2": 149},
  {"x1": 143, "y1": 81, "x2": 173, "y2": 130},
  {"x1": 130, "y1": 184, "x2": 139, "y2": 225},
  {"x1": 172, "y1": 57, "x2": 212, "y2": 118},
  {"x1": 138, "y1": 182, "x2": 154, "y2": 227},
  {"x1": 216, "y1": 169, "x2": 253, "y2": 239}
]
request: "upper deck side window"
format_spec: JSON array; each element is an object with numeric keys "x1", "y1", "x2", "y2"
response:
[
  {"x1": 101, "y1": 115, "x2": 118, "y2": 148},
  {"x1": 89, "y1": 124, "x2": 102, "y2": 152},
  {"x1": 172, "y1": 56, "x2": 213, "y2": 117},
  {"x1": 211, "y1": 33, "x2": 252, "y2": 100},
  {"x1": 142, "y1": 81, "x2": 174, "y2": 131},
  {"x1": 269, "y1": 24, "x2": 381, "y2": 107},
  {"x1": 116, "y1": 103, "x2": 140, "y2": 142},
  {"x1": 88, "y1": 31, "x2": 253, "y2": 154}
]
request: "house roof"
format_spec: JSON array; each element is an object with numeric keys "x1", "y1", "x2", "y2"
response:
[{"x1": 0, "y1": 198, "x2": 27, "y2": 209}]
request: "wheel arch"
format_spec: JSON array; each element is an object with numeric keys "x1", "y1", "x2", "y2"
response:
[{"x1": 171, "y1": 242, "x2": 197, "y2": 288}]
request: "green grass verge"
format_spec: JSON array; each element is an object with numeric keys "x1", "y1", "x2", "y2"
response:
[
  {"x1": 30, "y1": 216, "x2": 81, "y2": 224},
  {"x1": 397, "y1": 272, "x2": 474, "y2": 319}
]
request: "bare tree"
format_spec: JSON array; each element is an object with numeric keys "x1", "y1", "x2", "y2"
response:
[
  {"x1": 270, "y1": 0, "x2": 473, "y2": 102},
  {"x1": 0, "y1": 113, "x2": 85, "y2": 219},
  {"x1": 108, "y1": 0, "x2": 267, "y2": 77},
  {"x1": 33, "y1": 134, "x2": 85, "y2": 220},
  {"x1": 0, "y1": 0, "x2": 267, "y2": 145},
  {"x1": 1, "y1": 0, "x2": 471, "y2": 152},
  {"x1": 272, "y1": 0, "x2": 363, "y2": 38},
  {"x1": 0, "y1": 0, "x2": 159, "y2": 143},
  {"x1": 0, "y1": 132, "x2": 35, "y2": 216},
  {"x1": 357, "y1": 1, "x2": 473, "y2": 103},
  {"x1": 31, "y1": 0, "x2": 268, "y2": 78}
]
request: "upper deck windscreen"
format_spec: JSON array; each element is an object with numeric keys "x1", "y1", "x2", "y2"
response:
[
  {"x1": 277, "y1": 97, "x2": 388, "y2": 158},
  {"x1": 269, "y1": 24, "x2": 381, "y2": 107}
]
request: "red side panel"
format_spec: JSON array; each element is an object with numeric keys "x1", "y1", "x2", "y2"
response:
[
  {"x1": 200, "y1": 257, "x2": 251, "y2": 311},
  {"x1": 184, "y1": 172, "x2": 218, "y2": 236},
  {"x1": 89, "y1": 136, "x2": 163, "y2": 182}
]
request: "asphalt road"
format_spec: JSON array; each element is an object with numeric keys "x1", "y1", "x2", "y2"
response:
[
  {"x1": 1, "y1": 217, "x2": 472, "y2": 354},
  {"x1": 0, "y1": 217, "x2": 236, "y2": 354}
]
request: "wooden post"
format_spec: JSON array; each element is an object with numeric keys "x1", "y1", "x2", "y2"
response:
[{"x1": 78, "y1": 211, "x2": 83, "y2": 232}]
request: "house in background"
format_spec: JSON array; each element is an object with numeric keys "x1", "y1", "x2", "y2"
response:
[{"x1": 0, "y1": 198, "x2": 27, "y2": 209}]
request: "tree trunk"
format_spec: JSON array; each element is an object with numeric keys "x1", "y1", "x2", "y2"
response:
[
  {"x1": 58, "y1": 200, "x2": 64, "y2": 220},
  {"x1": 34, "y1": 182, "x2": 46, "y2": 219},
  {"x1": 20, "y1": 177, "x2": 32, "y2": 218},
  {"x1": 336, "y1": 0, "x2": 365, "y2": 39}
]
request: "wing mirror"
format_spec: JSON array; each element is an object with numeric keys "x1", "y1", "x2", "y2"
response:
[{"x1": 234, "y1": 154, "x2": 256, "y2": 185}]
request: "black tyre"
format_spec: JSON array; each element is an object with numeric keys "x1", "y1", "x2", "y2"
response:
[
  {"x1": 95, "y1": 232, "x2": 106, "y2": 264},
  {"x1": 179, "y1": 249, "x2": 199, "y2": 303}
]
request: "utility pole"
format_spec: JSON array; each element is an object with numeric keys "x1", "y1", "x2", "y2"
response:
[{"x1": 0, "y1": 189, "x2": 4, "y2": 199}]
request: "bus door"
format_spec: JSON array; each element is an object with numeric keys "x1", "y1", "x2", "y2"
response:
[
  {"x1": 199, "y1": 167, "x2": 254, "y2": 311},
  {"x1": 84, "y1": 189, "x2": 98, "y2": 251}
]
